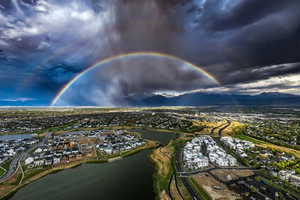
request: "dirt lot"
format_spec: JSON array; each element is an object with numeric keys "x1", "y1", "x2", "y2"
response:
[
  {"x1": 211, "y1": 169, "x2": 254, "y2": 182},
  {"x1": 192, "y1": 173, "x2": 241, "y2": 200}
]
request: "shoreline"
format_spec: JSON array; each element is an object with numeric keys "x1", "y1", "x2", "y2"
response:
[
  {"x1": 150, "y1": 140, "x2": 176, "y2": 200},
  {"x1": 0, "y1": 140, "x2": 159, "y2": 200}
]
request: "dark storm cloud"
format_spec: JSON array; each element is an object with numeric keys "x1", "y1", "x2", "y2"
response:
[
  {"x1": 94, "y1": 57, "x2": 217, "y2": 94},
  {"x1": 211, "y1": 63, "x2": 300, "y2": 85},
  {"x1": 0, "y1": 0, "x2": 300, "y2": 105},
  {"x1": 173, "y1": 0, "x2": 300, "y2": 69},
  {"x1": 197, "y1": 0, "x2": 294, "y2": 31}
]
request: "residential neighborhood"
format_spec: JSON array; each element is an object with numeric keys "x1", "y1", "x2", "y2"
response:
[
  {"x1": 23, "y1": 129, "x2": 146, "y2": 168},
  {"x1": 0, "y1": 135, "x2": 39, "y2": 165},
  {"x1": 0, "y1": 107, "x2": 300, "y2": 200},
  {"x1": 220, "y1": 136, "x2": 255, "y2": 158},
  {"x1": 183, "y1": 135, "x2": 237, "y2": 170},
  {"x1": 97, "y1": 131, "x2": 146, "y2": 155}
]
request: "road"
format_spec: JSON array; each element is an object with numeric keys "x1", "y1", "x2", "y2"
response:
[
  {"x1": 218, "y1": 120, "x2": 231, "y2": 137},
  {"x1": 174, "y1": 173, "x2": 184, "y2": 200},
  {"x1": 172, "y1": 121, "x2": 239, "y2": 199},
  {"x1": 0, "y1": 153, "x2": 23, "y2": 183},
  {"x1": 168, "y1": 174, "x2": 174, "y2": 200},
  {"x1": 175, "y1": 147, "x2": 202, "y2": 200},
  {"x1": 210, "y1": 123, "x2": 226, "y2": 135},
  {"x1": 0, "y1": 132, "x2": 52, "y2": 183}
]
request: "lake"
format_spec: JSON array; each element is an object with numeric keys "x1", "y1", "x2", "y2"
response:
[
  {"x1": 10, "y1": 130, "x2": 176, "y2": 200},
  {"x1": 0, "y1": 134, "x2": 35, "y2": 141}
]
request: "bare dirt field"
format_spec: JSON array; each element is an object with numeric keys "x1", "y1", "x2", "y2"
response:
[
  {"x1": 192, "y1": 173, "x2": 241, "y2": 200},
  {"x1": 210, "y1": 169, "x2": 254, "y2": 182}
]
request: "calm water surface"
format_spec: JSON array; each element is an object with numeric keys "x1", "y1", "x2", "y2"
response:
[
  {"x1": 0, "y1": 134, "x2": 35, "y2": 141},
  {"x1": 10, "y1": 130, "x2": 176, "y2": 200}
]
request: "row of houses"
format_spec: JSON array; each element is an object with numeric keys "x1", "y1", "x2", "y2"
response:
[
  {"x1": 0, "y1": 137, "x2": 38, "y2": 164},
  {"x1": 220, "y1": 136, "x2": 255, "y2": 157},
  {"x1": 97, "y1": 132, "x2": 146, "y2": 155},
  {"x1": 24, "y1": 142, "x2": 85, "y2": 168},
  {"x1": 23, "y1": 129, "x2": 146, "y2": 167},
  {"x1": 23, "y1": 130, "x2": 101, "y2": 168},
  {"x1": 278, "y1": 170, "x2": 300, "y2": 188},
  {"x1": 25, "y1": 152, "x2": 83, "y2": 167}
]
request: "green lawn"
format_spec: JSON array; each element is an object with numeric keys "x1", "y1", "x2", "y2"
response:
[
  {"x1": 0, "y1": 167, "x2": 6, "y2": 177},
  {"x1": 1, "y1": 159, "x2": 12, "y2": 171}
]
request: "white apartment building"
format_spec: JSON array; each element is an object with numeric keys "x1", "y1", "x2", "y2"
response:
[{"x1": 183, "y1": 135, "x2": 237, "y2": 169}]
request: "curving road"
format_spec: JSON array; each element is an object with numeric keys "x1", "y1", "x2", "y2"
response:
[
  {"x1": 174, "y1": 173, "x2": 185, "y2": 200},
  {"x1": 0, "y1": 153, "x2": 24, "y2": 183},
  {"x1": 172, "y1": 121, "x2": 240, "y2": 199},
  {"x1": 210, "y1": 123, "x2": 226, "y2": 136},
  {"x1": 175, "y1": 147, "x2": 202, "y2": 200},
  {"x1": 0, "y1": 132, "x2": 52, "y2": 183},
  {"x1": 218, "y1": 120, "x2": 231, "y2": 137}
]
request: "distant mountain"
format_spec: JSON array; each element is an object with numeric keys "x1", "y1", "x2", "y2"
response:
[
  {"x1": 126, "y1": 92, "x2": 300, "y2": 107},
  {"x1": 0, "y1": 100, "x2": 47, "y2": 106},
  {"x1": 1, "y1": 92, "x2": 299, "y2": 107},
  {"x1": 256, "y1": 92, "x2": 297, "y2": 98}
]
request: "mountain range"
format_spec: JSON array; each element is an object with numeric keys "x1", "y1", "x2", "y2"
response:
[
  {"x1": 1, "y1": 92, "x2": 300, "y2": 107},
  {"x1": 127, "y1": 92, "x2": 300, "y2": 107}
]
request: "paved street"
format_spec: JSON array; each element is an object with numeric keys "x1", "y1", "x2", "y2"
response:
[
  {"x1": 173, "y1": 122, "x2": 235, "y2": 200},
  {"x1": 0, "y1": 132, "x2": 52, "y2": 183},
  {"x1": 0, "y1": 153, "x2": 24, "y2": 183},
  {"x1": 175, "y1": 147, "x2": 201, "y2": 200}
]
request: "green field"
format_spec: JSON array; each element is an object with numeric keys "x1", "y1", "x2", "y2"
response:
[{"x1": 1, "y1": 160, "x2": 12, "y2": 171}]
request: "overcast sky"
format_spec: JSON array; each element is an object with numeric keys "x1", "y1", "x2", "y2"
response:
[{"x1": 0, "y1": 0, "x2": 300, "y2": 105}]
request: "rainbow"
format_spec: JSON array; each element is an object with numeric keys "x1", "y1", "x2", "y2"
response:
[{"x1": 51, "y1": 52, "x2": 220, "y2": 106}]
